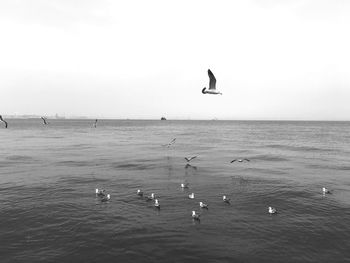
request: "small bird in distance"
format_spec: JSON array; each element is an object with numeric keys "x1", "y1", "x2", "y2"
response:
[
  {"x1": 185, "y1": 156, "x2": 197, "y2": 162},
  {"x1": 231, "y1": 159, "x2": 250, "y2": 163}
]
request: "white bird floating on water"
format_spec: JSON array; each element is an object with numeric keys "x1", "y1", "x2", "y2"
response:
[
  {"x1": 146, "y1": 193, "x2": 155, "y2": 201},
  {"x1": 154, "y1": 199, "x2": 160, "y2": 209},
  {"x1": 223, "y1": 195, "x2": 230, "y2": 203},
  {"x1": 181, "y1": 183, "x2": 189, "y2": 189},
  {"x1": 101, "y1": 194, "x2": 111, "y2": 202},
  {"x1": 189, "y1": 193, "x2": 195, "y2": 199},
  {"x1": 199, "y1": 202, "x2": 208, "y2": 209},
  {"x1": 192, "y1": 210, "x2": 200, "y2": 220},
  {"x1": 137, "y1": 189, "x2": 143, "y2": 197},
  {"x1": 202, "y1": 69, "x2": 222, "y2": 95},
  {"x1": 95, "y1": 188, "x2": 106, "y2": 197},
  {"x1": 322, "y1": 187, "x2": 331, "y2": 195},
  {"x1": 268, "y1": 207, "x2": 277, "y2": 214}
]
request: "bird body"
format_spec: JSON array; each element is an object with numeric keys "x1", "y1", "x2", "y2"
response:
[
  {"x1": 154, "y1": 199, "x2": 160, "y2": 209},
  {"x1": 223, "y1": 195, "x2": 230, "y2": 203},
  {"x1": 189, "y1": 193, "x2": 195, "y2": 199},
  {"x1": 192, "y1": 210, "x2": 200, "y2": 220},
  {"x1": 268, "y1": 207, "x2": 277, "y2": 214},
  {"x1": 101, "y1": 194, "x2": 111, "y2": 202},
  {"x1": 146, "y1": 193, "x2": 155, "y2": 201},
  {"x1": 199, "y1": 202, "x2": 208, "y2": 209},
  {"x1": 137, "y1": 189, "x2": 143, "y2": 197},
  {"x1": 202, "y1": 69, "x2": 222, "y2": 95},
  {"x1": 162, "y1": 138, "x2": 176, "y2": 147},
  {"x1": 0, "y1": 115, "x2": 8, "y2": 128},
  {"x1": 41, "y1": 117, "x2": 49, "y2": 125},
  {"x1": 95, "y1": 188, "x2": 107, "y2": 197},
  {"x1": 181, "y1": 183, "x2": 189, "y2": 188},
  {"x1": 231, "y1": 159, "x2": 250, "y2": 163},
  {"x1": 322, "y1": 187, "x2": 331, "y2": 194},
  {"x1": 185, "y1": 156, "x2": 197, "y2": 162}
]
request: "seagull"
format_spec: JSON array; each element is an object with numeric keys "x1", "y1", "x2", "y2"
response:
[
  {"x1": 101, "y1": 194, "x2": 111, "y2": 202},
  {"x1": 322, "y1": 187, "x2": 331, "y2": 195},
  {"x1": 230, "y1": 159, "x2": 250, "y2": 163},
  {"x1": 41, "y1": 117, "x2": 49, "y2": 125},
  {"x1": 223, "y1": 195, "x2": 230, "y2": 203},
  {"x1": 185, "y1": 156, "x2": 197, "y2": 162},
  {"x1": 268, "y1": 207, "x2": 277, "y2": 214},
  {"x1": 192, "y1": 210, "x2": 200, "y2": 220},
  {"x1": 145, "y1": 193, "x2": 155, "y2": 201},
  {"x1": 94, "y1": 119, "x2": 98, "y2": 128},
  {"x1": 181, "y1": 183, "x2": 189, "y2": 189},
  {"x1": 154, "y1": 199, "x2": 160, "y2": 209},
  {"x1": 189, "y1": 193, "x2": 195, "y2": 199},
  {"x1": 95, "y1": 188, "x2": 107, "y2": 197},
  {"x1": 199, "y1": 202, "x2": 208, "y2": 209},
  {"x1": 202, "y1": 69, "x2": 222, "y2": 95},
  {"x1": 162, "y1": 138, "x2": 176, "y2": 147},
  {"x1": 0, "y1": 115, "x2": 8, "y2": 128},
  {"x1": 136, "y1": 189, "x2": 143, "y2": 197}
]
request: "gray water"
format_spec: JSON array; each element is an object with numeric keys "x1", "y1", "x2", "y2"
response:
[{"x1": 1, "y1": 119, "x2": 350, "y2": 262}]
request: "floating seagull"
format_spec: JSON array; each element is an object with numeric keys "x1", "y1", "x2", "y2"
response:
[
  {"x1": 202, "y1": 69, "x2": 222, "y2": 95},
  {"x1": 94, "y1": 119, "x2": 98, "y2": 128},
  {"x1": 231, "y1": 159, "x2": 250, "y2": 163},
  {"x1": 192, "y1": 210, "x2": 200, "y2": 220},
  {"x1": 185, "y1": 156, "x2": 197, "y2": 162},
  {"x1": 162, "y1": 138, "x2": 176, "y2": 147},
  {"x1": 189, "y1": 193, "x2": 195, "y2": 199},
  {"x1": 181, "y1": 183, "x2": 189, "y2": 189},
  {"x1": 0, "y1": 115, "x2": 8, "y2": 128},
  {"x1": 145, "y1": 193, "x2": 155, "y2": 201},
  {"x1": 41, "y1": 117, "x2": 49, "y2": 125},
  {"x1": 223, "y1": 195, "x2": 230, "y2": 203},
  {"x1": 199, "y1": 202, "x2": 208, "y2": 209},
  {"x1": 95, "y1": 188, "x2": 106, "y2": 197},
  {"x1": 101, "y1": 194, "x2": 111, "y2": 202},
  {"x1": 154, "y1": 199, "x2": 160, "y2": 209},
  {"x1": 268, "y1": 207, "x2": 277, "y2": 214},
  {"x1": 137, "y1": 189, "x2": 143, "y2": 197},
  {"x1": 322, "y1": 187, "x2": 331, "y2": 195}
]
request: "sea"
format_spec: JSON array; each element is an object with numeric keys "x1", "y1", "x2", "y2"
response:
[{"x1": 0, "y1": 119, "x2": 349, "y2": 262}]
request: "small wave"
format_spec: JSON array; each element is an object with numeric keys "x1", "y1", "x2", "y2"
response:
[
  {"x1": 266, "y1": 144, "x2": 334, "y2": 152},
  {"x1": 56, "y1": 160, "x2": 93, "y2": 167},
  {"x1": 251, "y1": 154, "x2": 288, "y2": 162}
]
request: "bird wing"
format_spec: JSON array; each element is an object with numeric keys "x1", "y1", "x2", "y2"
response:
[
  {"x1": 230, "y1": 159, "x2": 236, "y2": 163},
  {"x1": 189, "y1": 156, "x2": 197, "y2": 161},
  {"x1": 208, "y1": 69, "x2": 216, "y2": 90},
  {"x1": 244, "y1": 159, "x2": 250, "y2": 162}
]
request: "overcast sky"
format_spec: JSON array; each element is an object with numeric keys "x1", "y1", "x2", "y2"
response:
[{"x1": 0, "y1": 0, "x2": 349, "y2": 120}]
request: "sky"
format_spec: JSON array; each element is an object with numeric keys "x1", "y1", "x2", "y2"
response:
[{"x1": 0, "y1": 0, "x2": 349, "y2": 120}]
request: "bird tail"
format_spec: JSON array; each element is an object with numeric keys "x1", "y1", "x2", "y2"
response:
[{"x1": 202, "y1": 88, "x2": 206, "y2": 94}]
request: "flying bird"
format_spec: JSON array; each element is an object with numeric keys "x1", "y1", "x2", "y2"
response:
[
  {"x1": 202, "y1": 69, "x2": 222, "y2": 95},
  {"x1": 162, "y1": 138, "x2": 176, "y2": 147},
  {"x1": 230, "y1": 159, "x2": 250, "y2": 163},
  {"x1": 189, "y1": 193, "x2": 195, "y2": 199},
  {"x1": 181, "y1": 182, "x2": 189, "y2": 189},
  {"x1": 0, "y1": 115, "x2": 8, "y2": 128},
  {"x1": 41, "y1": 117, "x2": 49, "y2": 125},
  {"x1": 185, "y1": 156, "x2": 197, "y2": 162}
]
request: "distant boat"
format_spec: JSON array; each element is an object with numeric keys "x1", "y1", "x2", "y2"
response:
[{"x1": 161, "y1": 117, "x2": 167, "y2": 120}]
